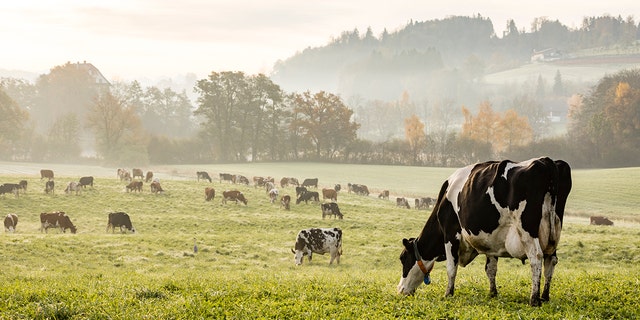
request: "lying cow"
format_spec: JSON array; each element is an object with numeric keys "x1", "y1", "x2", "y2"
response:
[
  {"x1": 291, "y1": 227, "x2": 342, "y2": 265},
  {"x1": 296, "y1": 191, "x2": 319, "y2": 204},
  {"x1": 590, "y1": 216, "x2": 613, "y2": 226},
  {"x1": 281, "y1": 194, "x2": 291, "y2": 210},
  {"x1": 321, "y1": 202, "x2": 343, "y2": 219},
  {"x1": 322, "y1": 188, "x2": 337, "y2": 202},
  {"x1": 398, "y1": 157, "x2": 572, "y2": 307},
  {"x1": 40, "y1": 212, "x2": 77, "y2": 234},
  {"x1": 4, "y1": 213, "x2": 18, "y2": 232},
  {"x1": 107, "y1": 212, "x2": 135, "y2": 233},
  {"x1": 65, "y1": 181, "x2": 81, "y2": 195},
  {"x1": 222, "y1": 190, "x2": 248, "y2": 205},
  {"x1": 150, "y1": 181, "x2": 164, "y2": 194},
  {"x1": 79, "y1": 176, "x2": 94, "y2": 188},
  {"x1": 197, "y1": 171, "x2": 212, "y2": 183},
  {"x1": 205, "y1": 187, "x2": 215, "y2": 201},
  {"x1": 126, "y1": 181, "x2": 143, "y2": 192}
]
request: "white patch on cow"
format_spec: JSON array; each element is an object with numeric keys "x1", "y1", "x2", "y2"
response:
[
  {"x1": 397, "y1": 259, "x2": 435, "y2": 295},
  {"x1": 445, "y1": 165, "x2": 474, "y2": 213},
  {"x1": 501, "y1": 158, "x2": 536, "y2": 180}
]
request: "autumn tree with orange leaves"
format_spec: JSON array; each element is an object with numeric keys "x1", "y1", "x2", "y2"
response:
[{"x1": 404, "y1": 114, "x2": 426, "y2": 164}]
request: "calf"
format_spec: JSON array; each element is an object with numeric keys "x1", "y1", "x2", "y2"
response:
[
  {"x1": 150, "y1": 181, "x2": 164, "y2": 194},
  {"x1": 321, "y1": 202, "x2": 343, "y2": 219},
  {"x1": 296, "y1": 191, "x2": 319, "y2": 204},
  {"x1": 590, "y1": 216, "x2": 613, "y2": 226},
  {"x1": 40, "y1": 169, "x2": 54, "y2": 180},
  {"x1": 40, "y1": 212, "x2": 77, "y2": 234},
  {"x1": 322, "y1": 188, "x2": 337, "y2": 202},
  {"x1": 197, "y1": 171, "x2": 212, "y2": 182},
  {"x1": 291, "y1": 227, "x2": 342, "y2": 265},
  {"x1": 65, "y1": 181, "x2": 81, "y2": 195},
  {"x1": 4, "y1": 213, "x2": 18, "y2": 232},
  {"x1": 280, "y1": 194, "x2": 291, "y2": 210},
  {"x1": 222, "y1": 190, "x2": 248, "y2": 205},
  {"x1": 107, "y1": 212, "x2": 135, "y2": 233},
  {"x1": 126, "y1": 181, "x2": 143, "y2": 192},
  {"x1": 45, "y1": 180, "x2": 55, "y2": 194},
  {"x1": 79, "y1": 176, "x2": 94, "y2": 188},
  {"x1": 205, "y1": 187, "x2": 216, "y2": 201}
]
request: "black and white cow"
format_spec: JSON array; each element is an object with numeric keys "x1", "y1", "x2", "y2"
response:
[
  {"x1": 291, "y1": 227, "x2": 343, "y2": 265},
  {"x1": 321, "y1": 202, "x2": 343, "y2": 219},
  {"x1": 397, "y1": 157, "x2": 572, "y2": 307}
]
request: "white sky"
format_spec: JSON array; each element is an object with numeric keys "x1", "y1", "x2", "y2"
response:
[{"x1": 2, "y1": 0, "x2": 639, "y2": 81}]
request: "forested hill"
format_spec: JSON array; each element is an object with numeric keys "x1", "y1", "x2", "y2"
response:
[{"x1": 270, "y1": 14, "x2": 640, "y2": 102}]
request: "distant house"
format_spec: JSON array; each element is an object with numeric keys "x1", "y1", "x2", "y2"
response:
[
  {"x1": 531, "y1": 48, "x2": 562, "y2": 62},
  {"x1": 73, "y1": 61, "x2": 110, "y2": 86}
]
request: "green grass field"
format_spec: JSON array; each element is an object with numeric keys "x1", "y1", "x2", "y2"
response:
[{"x1": 0, "y1": 162, "x2": 638, "y2": 319}]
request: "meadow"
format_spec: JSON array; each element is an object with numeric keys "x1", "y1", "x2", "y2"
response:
[{"x1": 0, "y1": 161, "x2": 638, "y2": 319}]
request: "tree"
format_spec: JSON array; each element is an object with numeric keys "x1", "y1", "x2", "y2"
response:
[
  {"x1": 553, "y1": 70, "x2": 564, "y2": 96},
  {"x1": 47, "y1": 113, "x2": 81, "y2": 161},
  {"x1": 0, "y1": 88, "x2": 29, "y2": 158},
  {"x1": 404, "y1": 114, "x2": 426, "y2": 164},
  {"x1": 496, "y1": 109, "x2": 533, "y2": 152}
]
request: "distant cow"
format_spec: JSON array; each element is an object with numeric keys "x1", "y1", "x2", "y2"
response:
[
  {"x1": 590, "y1": 216, "x2": 613, "y2": 226},
  {"x1": 132, "y1": 168, "x2": 144, "y2": 180},
  {"x1": 4, "y1": 213, "x2": 18, "y2": 232},
  {"x1": 40, "y1": 212, "x2": 77, "y2": 234},
  {"x1": 64, "y1": 181, "x2": 81, "y2": 195},
  {"x1": 396, "y1": 197, "x2": 410, "y2": 209},
  {"x1": 234, "y1": 175, "x2": 250, "y2": 185},
  {"x1": 291, "y1": 227, "x2": 342, "y2": 265},
  {"x1": 280, "y1": 177, "x2": 300, "y2": 188},
  {"x1": 79, "y1": 176, "x2": 94, "y2": 188},
  {"x1": 205, "y1": 187, "x2": 216, "y2": 201},
  {"x1": 348, "y1": 183, "x2": 370, "y2": 196},
  {"x1": 322, "y1": 188, "x2": 338, "y2": 202},
  {"x1": 0, "y1": 183, "x2": 19, "y2": 197},
  {"x1": 107, "y1": 212, "x2": 135, "y2": 233},
  {"x1": 222, "y1": 190, "x2": 248, "y2": 205},
  {"x1": 197, "y1": 171, "x2": 212, "y2": 183},
  {"x1": 118, "y1": 169, "x2": 131, "y2": 181},
  {"x1": 126, "y1": 181, "x2": 143, "y2": 192},
  {"x1": 145, "y1": 171, "x2": 154, "y2": 183},
  {"x1": 269, "y1": 188, "x2": 279, "y2": 204},
  {"x1": 321, "y1": 202, "x2": 343, "y2": 219},
  {"x1": 281, "y1": 194, "x2": 291, "y2": 210},
  {"x1": 40, "y1": 169, "x2": 54, "y2": 180},
  {"x1": 18, "y1": 180, "x2": 28, "y2": 193},
  {"x1": 219, "y1": 173, "x2": 234, "y2": 183},
  {"x1": 415, "y1": 197, "x2": 433, "y2": 210},
  {"x1": 295, "y1": 186, "x2": 307, "y2": 197},
  {"x1": 301, "y1": 178, "x2": 318, "y2": 188},
  {"x1": 378, "y1": 190, "x2": 390, "y2": 200},
  {"x1": 45, "y1": 180, "x2": 55, "y2": 194},
  {"x1": 150, "y1": 181, "x2": 164, "y2": 194},
  {"x1": 296, "y1": 191, "x2": 319, "y2": 204}
]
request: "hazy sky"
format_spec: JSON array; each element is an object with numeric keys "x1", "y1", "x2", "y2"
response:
[{"x1": 2, "y1": 0, "x2": 639, "y2": 80}]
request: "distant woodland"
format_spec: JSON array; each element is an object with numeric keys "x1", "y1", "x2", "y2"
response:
[{"x1": 1, "y1": 15, "x2": 640, "y2": 168}]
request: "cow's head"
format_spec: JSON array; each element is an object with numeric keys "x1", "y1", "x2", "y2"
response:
[
  {"x1": 238, "y1": 193, "x2": 248, "y2": 205},
  {"x1": 291, "y1": 248, "x2": 309, "y2": 265},
  {"x1": 397, "y1": 238, "x2": 435, "y2": 295}
]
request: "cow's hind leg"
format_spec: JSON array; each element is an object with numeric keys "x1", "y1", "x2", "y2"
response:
[
  {"x1": 541, "y1": 252, "x2": 558, "y2": 301},
  {"x1": 527, "y1": 243, "x2": 544, "y2": 307},
  {"x1": 485, "y1": 256, "x2": 499, "y2": 297}
]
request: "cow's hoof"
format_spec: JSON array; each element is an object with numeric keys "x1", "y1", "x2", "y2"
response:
[{"x1": 529, "y1": 297, "x2": 542, "y2": 307}]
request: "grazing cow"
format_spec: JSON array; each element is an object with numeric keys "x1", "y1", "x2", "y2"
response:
[
  {"x1": 334, "y1": 184, "x2": 341, "y2": 192},
  {"x1": 40, "y1": 212, "x2": 77, "y2": 234},
  {"x1": 107, "y1": 212, "x2": 135, "y2": 233},
  {"x1": 265, "y1": 182, "x2": 275, "y2": 194},
  {"x1": 132, "y1": 168, "x2": 144, "y2": 180},
  {"x1": 45, "y1": 180, "x2": 55, "y2": 194},
  {"x1": 79, "y1": 176, "x2": 94, "y2": 188},
  {"x1": 118, "y1": 169, "x2": 131, "y2": 182},
  {"x1": 322, "y1": 188, "x2": 338, "y2": 202},
  {"x1": 269, "y1": 188, "x2": 279, "y2": 204},
  {"x1": 397, "y1": 157, "x2": 572, "y2": 307},
  {"x1": 18, "y1": 180, "x2": 28, "y2": 193},
  {"x1": 301, "y1": 178, "x2": 318, "y2": 188},
  {"x1": 126, "y1": 181, "x2": 143, "y2": 193},
  {"x1": 0, "y1": 183, "x2": 19, "y2": 197},
  {"x1": 348, "y1": 183, "x2": 370, "y2": 196},
  {"x1": 414, "y1": 197, "x2": 433, "y2": 210},
  {"x1": 219, "y1": 173, "x2": 234, "y2": 183},
  {"x1": 234, "y1": 175, "x2": 250, "y2": 185},
  {"x1": 4, "y1": 213, "x2": 18, "y2": 232},
  {"x1": 222, "y1": 190, "x2": 248, "y2": 205},
  {"x1": 145, "y1": 171, "x2": 154, "y2": 183},
  {"x1": 396, "y1": 197, "x2": 410, "y2": 209},
  {"x1": 40, "y1": 169, "x2": 54, "y2": 180},
  {"x1": 280, "y1": 194, "x2": 291, "y2": 210},
  {"x1": 378, "y1": 190, "x2": 390, "y2": 199},
  {"x1": 295, "y1": 186, "x2": 307, "y2": 197},
  {"x1": 150, "y1": 181, "x2": 164, "y2": 194},
  {"x1": 321, "y1": 202, "x2": 343, "y2": 219},
  {"x1": 296, "y1": 191, "x2": 319, "y2": 204},
  {"x1": 291, "y1": 227, "x2": 343, "y2": 265},
  {"x1": 205, "y1": 187, "x2": 216, "y2": 201},
  {"x1": 280, "y1": 177, "x2": 290, "y2": 188},
  {"x1": 590, "y1": 216, "x2": 613, "y2": 226},
  {"x1": 64, "y1": 182, "x2": 82, "y2": 195},
  {"x1": 197, "y1": 171, "x2": 212, "y2": 183}
]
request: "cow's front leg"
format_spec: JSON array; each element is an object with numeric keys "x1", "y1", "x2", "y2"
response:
[
  {"x1": 444, "y1": 241, "x2": 459, "y2": 297},
  {"x1": 541, "y1": 252, "x2": 558, "y2": 301},
  {"x1": 485, "y1": 256, "x2": 498, "y2": 297}
]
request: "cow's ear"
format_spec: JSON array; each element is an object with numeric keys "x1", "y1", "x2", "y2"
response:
[{"x1": 402, "y1": 238, "x2": 411, "y2": 249}]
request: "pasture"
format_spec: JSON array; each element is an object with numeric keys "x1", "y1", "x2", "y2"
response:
[{"x1": 0, "y1": 161, "x2": 638, "y2": 319}]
